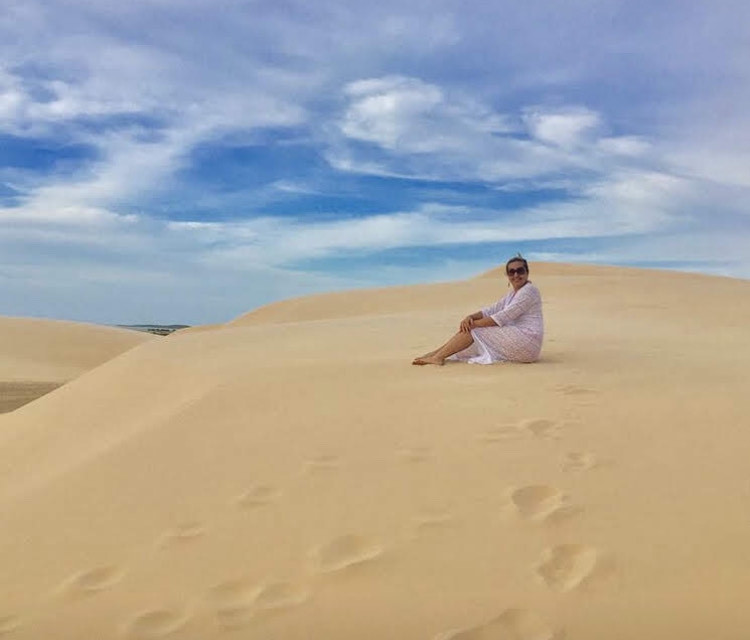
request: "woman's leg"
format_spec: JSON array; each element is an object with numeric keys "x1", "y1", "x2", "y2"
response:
[
  {"x1": 415, "y1": 328, "x2": 474, "y2": 360},
  {"x1": 414, "y1": 344, "x2": 445, "y2": 360},
  {"x1": 412, "y1": 331, "x2": 474, "y2": 365}
]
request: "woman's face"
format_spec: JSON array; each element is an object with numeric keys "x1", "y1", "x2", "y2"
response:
[{"x1": 506, "y1": 260, "x2": 529, "y2": 290}]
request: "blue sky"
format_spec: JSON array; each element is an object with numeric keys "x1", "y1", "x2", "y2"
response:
[{"x1": 1, "y1": 0, "x2": 749, "y2": 324}]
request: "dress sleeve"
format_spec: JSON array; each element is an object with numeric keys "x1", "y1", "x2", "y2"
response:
[
  {"x1": 487, "y1": 284, "x2": 540, "y2": 326},
  {"x1": 481, "y1": 294, "x2": 508, "y2": 318}
]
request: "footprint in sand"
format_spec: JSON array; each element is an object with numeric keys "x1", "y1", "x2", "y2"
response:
[
  {"x1": 520, "y1": 419, "x2": 561, "y2": 439},
  {"x1": 535, "y1": 544, "x2": 605, "y2": 592},
  {"x1": 561, "y1": 451, "x2": 598, "y2": 472},
  {"x1": 555, "y1": 384, "x2": 598, "y2": 397},
  {"x1": 0, "y1": 615, "x2": 21, "y2": 636},
  {"x1": 208, "y1": 579, "x2": 308, "y2": 628},
  {"x1": 508, "y1": 486, "x2": 579, "y2": 524},
  {"x1": 58, "y1": 565, "x2": 124, "y2": 597},
  {"x1": 234, "y1": 485, "x2": 281, "y2": 509},
  {"x1": 410, "y1": 507, "x2": 455, "y2": 537},
  {"x1": 311, "y1": 534, "x2": 383, "y2": 573},
  {"x1": 157, "y1": 521, "x2": 206, "y2": 548},
  {"x1": 122, "y1": 608, "x2": 189, "y2": 638},
  {"x1": 208, "y1": 579, "x2": 256, "y2": 629},
  {"x1": 476, "y1": 425, "x2": 525, "y2": 443},
  {"x1": 253, "y1": 582, "x2": 309, "y2": 613},
  {"x1": 556, "y1": 384, "x2": 598, "y2": 409},
  {"x1": 433, "y1": 607, "x2": 562, "y2": 640},
  {"x1": 303, "y1": 455, "x2": 341, "y2": 474},
  {"x1": 396, "y1": 447, "x2": 433, "y2": 463}
]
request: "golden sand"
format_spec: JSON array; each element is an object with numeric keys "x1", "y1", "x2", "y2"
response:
[{"x1": 0, "y1": 263, "x2": 748, "y2": 639}]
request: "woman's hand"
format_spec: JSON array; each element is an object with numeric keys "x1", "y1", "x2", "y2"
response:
[{"x1": 459, "y1": 316, "x2": 475, "y2": 333}]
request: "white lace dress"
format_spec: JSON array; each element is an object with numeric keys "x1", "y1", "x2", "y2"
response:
[{"x1": 449, "y1": 282, "x2": 544, "y2": 364}]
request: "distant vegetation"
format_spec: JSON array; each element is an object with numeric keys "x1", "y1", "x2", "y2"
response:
[{"x1": 118, "y1": 324, "x2": 190, "y2": 336}]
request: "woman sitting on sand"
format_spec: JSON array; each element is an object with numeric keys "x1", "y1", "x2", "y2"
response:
[{"x1": 412, "y1": 255, "x2": 543, "y2": 366}]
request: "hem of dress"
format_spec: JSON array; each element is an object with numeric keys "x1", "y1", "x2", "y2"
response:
[{"x1": 447, "y1": 329, "x2": 508, "y2": 365}]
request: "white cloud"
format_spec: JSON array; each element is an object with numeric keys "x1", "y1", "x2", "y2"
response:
[
  {"x1": 339, "y1": 76, "x2": 512, "y2": 155},
  {"x1": 341, "y1": 77, "x2": 444, "y2": 149},
  {"x1": 331, "y1": 76, "x2": 665, "y2": 185},
  {"x1": 0, "y1": 71, "x2": 23, "y2": 124},
  {"x1": 582, "y1": 170, "x2": 687, "y2": 210},
  {"x1": 597, "y1": 136, "x2": 651, "y2": 157},
  {"x1": 0, "y1": 62, "x2": 308, "y2": 228},
  {"x1": 523, "y1": 107, "x2": 601, "y2": 148},
  {"x1": 153, "y1": 167, "x2": 688, "y2": 272}
]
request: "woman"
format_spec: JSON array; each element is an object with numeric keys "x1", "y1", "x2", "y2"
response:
[{"x1": 412, "y1": 256, "x2": 543, "y2": 366}]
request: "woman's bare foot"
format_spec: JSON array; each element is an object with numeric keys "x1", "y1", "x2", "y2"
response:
[
  {"x1": 412, "y1": 331, "x2": 472, "y2": 366},
  {"x1": 412, "y1": 355, "x2": 445, "y2": 366}
]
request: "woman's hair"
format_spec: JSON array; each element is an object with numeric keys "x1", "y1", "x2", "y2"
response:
[{"x1": 505, "y1": 253, "x2": 529, "y2": 273}]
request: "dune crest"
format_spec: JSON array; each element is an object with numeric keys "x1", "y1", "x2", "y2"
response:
[{"x1": 0, "y1": 316, "x2": 155, "y2": 413}]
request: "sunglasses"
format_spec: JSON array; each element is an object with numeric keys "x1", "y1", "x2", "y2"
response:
[{"x1": 507, "y1": 267, "x2": 527, "y2": 276}]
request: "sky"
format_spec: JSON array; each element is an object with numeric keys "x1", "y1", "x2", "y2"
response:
[{"x1": 1, "y1": 0, "x2": 749, "y2": 325}]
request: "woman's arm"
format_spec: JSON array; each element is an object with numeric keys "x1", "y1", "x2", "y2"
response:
[
  {"x1": 459, "y1": 310, "x2": 484, "y2": 333},
  {"x1": 472, "y1": 315, "x2": 498, "y2": 328},
  {"x1": 488, "y1": 284, "x2": 540, "y2": 326}
]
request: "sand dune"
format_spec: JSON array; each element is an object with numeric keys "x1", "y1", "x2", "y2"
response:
[
  {"x1": 0, "y1": 263, "x2": 749, "y2": 639},
  {"x1": 0, "y1": 317, "x2": 156, "y2": 413}
]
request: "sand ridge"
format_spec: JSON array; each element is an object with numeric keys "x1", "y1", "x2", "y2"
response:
[
  {"x1": 0, "y1": 316, "x2": 156, "y2": 413},
  {"x1": 0, "y1": 316, "x2": 156, "y2": 382},
  {"x1": 0, "y1": 263, "x2": 749, "y2": 639}
]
